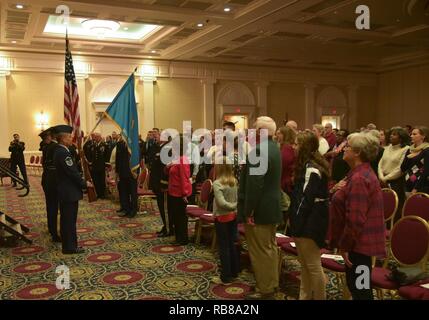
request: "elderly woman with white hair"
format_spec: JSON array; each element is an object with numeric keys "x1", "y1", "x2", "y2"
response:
[
  {"x1": 238, "y1": 116, "x2": 283, "y2": 300},
  {"x1": 329, "y1": 132, "x2": 386, "y2": 300}
]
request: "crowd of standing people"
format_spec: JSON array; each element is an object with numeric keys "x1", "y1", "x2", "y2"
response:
[{"x1": 8, "y1": 117, "x2": 429, "y2": 300}]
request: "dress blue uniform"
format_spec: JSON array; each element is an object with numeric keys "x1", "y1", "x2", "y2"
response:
[
  {"x1": 40, "y1": 128, "x2": 60, "y2": 242},
  {"x1": 53, "y1": 125, "x2": 86, "y2": 254}
]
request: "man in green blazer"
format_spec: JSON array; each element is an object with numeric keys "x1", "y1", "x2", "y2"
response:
[{"x1": 238, "y1": 116, "x2": 283, "y2": 300}]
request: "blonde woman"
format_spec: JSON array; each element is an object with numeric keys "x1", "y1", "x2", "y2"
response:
[
  {"x1": 312, "y1": 124, "x2": 330, "y2": 155},
  {"x1": 212, "y1": 157, "x2": 239, "y2": 285}
]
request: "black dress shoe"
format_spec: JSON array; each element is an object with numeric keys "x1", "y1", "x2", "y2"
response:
[
  {"x1": 62, "y1": 247, "x2": 85, "y2": 254},
  {"x1": 157, "y1": 231, "x2": 169, "y2": 238},
  {"x1": 118, "y1": 211, "x2": 128, "y2": 217},
  {"x1": 127, "y1": 211, "x2": 137, "y2": 218},
  {"x1": 156, "y1": 227, "x2": 167, "y2": 235},
  {"x1": 116, "y1": 208, "x2": 125, "y2": 213}
]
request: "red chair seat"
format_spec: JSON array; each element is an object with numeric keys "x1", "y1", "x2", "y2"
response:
[
  {"x1": 137, "y1": 189, "x2": 155, "y2": 196},
  {"x1": 200, "y1": 214, "x2": 215, "y2": 224},
  {"x1": 371, "y1": 267, "x2": 399, "y2": 290},
  {"x1": 398, "y1": 280, "x2": 429, "y2": 300},
  {"x1": 321, "y1": 257, "x2": 346, "y2": 273},
  {"x1": 279, "y1": 240, "x2": 298, "y2": 256},
  {"x1": 187, "y1": 209, "x2": 208, "y2": 218},
  {"x1": 186, "y1": 205, "x2": 202, "y2": 211}
]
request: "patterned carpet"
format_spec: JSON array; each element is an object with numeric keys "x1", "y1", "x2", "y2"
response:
[{"x1": 0, "y1": 176, "x2": 350, "y2": 300}]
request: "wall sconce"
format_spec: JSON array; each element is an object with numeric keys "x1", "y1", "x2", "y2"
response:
[{"x1": 36, "y1": 111, "x2": 49, "y2": 131}]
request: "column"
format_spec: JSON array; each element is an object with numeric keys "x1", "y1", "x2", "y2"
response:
[
  {"x1": 76, "y1": 75, "x2": 89, "y2": 134},
  {"x1": 141, "y1": 76, "x2": 156, "y2": 135},
  {"x1": 255, "y1": 81, "x2": 269, "y2": 116},
  {"x1": 0, "y1": 72, "x2": 10, "y2": 157},
  {"x1": 347, "y1": 85, "x2": 359, "y2": 131},
  {"x1": 201, "y1": 78, "x2": 216, "y2": 130},
  {"x1": 304, "y1": 83, "x2": 317, "y2": 129}
]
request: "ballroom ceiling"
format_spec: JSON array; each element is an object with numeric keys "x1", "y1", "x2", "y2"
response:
[{"x1": 1, "y1": 0, "x2": 428, "y2": 72}]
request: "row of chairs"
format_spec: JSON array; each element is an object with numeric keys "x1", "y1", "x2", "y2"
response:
[
  {"x1": 249, "y1": 189, "x2": 429, "y2": 300},
  {"x1": 26, "y1": 155, "x2": 43, "y2": 176}
]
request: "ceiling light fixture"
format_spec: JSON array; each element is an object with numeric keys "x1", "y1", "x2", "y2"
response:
[
  {"x1": 151, "y1": 50, "x2": 157, "y2": 53},
  {"x1": 224, "y1": 7, "x2": 231, "y2": 12},
  {"x1": 11, "y1": 40, "x2": 17, "y2": 44},
  {"x1": 123, "y1": 27, "x2": 129, "y2": 30},
  {"x1": 16, "y1": 4, "x2": 24, "y2": 9},
  {"x1": 197, "y1": 23, "x2": 204, "y2": 27},
  {"x1": 81, "y1": 19, "x2": 121, "y2": 37}
]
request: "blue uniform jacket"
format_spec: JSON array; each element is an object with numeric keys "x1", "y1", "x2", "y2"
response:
[{"x1": 54, "y1": 145, "x2": 86, "y2": 202}]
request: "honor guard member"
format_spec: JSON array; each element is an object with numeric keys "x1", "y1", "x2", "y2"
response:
[
  {"x1": 53, "y1": 125, "x2": 88, "y2": 254},
  {"x1": 9, "y1": 133, "x2": 28, "y2": 187},
  {"x1": 148, "y1": 131, "x2": 171, "y2": 237},
  {"x1": 40, "y1": 128, "x2": 61, "y2": 242},
  {"x1": 116, "y1": 136, "x2": 138, "y2": 218},
  {"x1": 88, "y1": 133, "x2": 107, "y2": 199}
]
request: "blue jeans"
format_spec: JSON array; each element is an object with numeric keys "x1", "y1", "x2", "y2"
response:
[{"x1": 215, "y1": 219, "x2": 240, "y2": 282}]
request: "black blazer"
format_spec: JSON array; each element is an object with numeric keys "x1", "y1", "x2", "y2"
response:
[{"x1": 54, "y1": 145, "x2": 86, "y2": 203}]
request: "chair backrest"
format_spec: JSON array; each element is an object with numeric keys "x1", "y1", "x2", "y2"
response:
[
  {"x1": 208, "y1": 167, "x2": 215, "y2": 181},
  {"x1": 390, "y1": 215, "x2": 429, "y2": 269},
  {"x1": 138, "y1": 167, "x2": 148, "y2": 188},
  {"x1": 402, "y1": 193, "x2": 429, "y2": 221},
  {"x1": 29, "y1": 155, "x2": 35, "y2": 164},
  {"x1": 382, "y1": 188, "x2": 398, "y2": 229},
  {"x1": 200, "y1": 179, "x2": 213, "y2": 204},
  {"x1": 35, "y1": 156, "x2": 40, "y2": 164}
]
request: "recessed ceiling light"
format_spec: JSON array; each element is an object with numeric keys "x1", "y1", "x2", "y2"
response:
[
  {"x1": 151, "y1": 50, "x2": 156, "y2": 53},
  {"x1": 197, "y1": 23, "x2": 204, "y2": 27},
  {"x1": 224, "y1": 7, "x2": 231, "y2": 12},
  {"x1": 11, "y1": 40, "x2": 17, "y2": 44},
  {"x1": 16, "y1": 4, "x2": 24, "y2": 9},
  {"x1": 123, "y1": 27, "x2": 129, "y2": 30}
]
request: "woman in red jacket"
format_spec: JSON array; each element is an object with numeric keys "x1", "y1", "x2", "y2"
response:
[
  {"x1": 165, "y1": 135, "x2": 192, "y2": 245},
  {"x1": 329, "y1": 132, "x2": 386, "y2": 300}
]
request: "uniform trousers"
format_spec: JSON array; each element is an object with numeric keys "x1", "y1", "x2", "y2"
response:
[{"x1": 59, "y1": 201, "x2": 78, "y2": 252}]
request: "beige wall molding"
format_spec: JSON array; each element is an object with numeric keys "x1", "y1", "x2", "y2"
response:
[{"x1": 0, "y1": 51, "x2": 377, "y2": 87}]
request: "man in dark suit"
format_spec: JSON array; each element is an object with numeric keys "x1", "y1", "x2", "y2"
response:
[
  {"x1": 116, "y1": 136, "x2": 138, "y2": 218},
  {"x1": 148, "y1": 131, "x2": 171, "y2": 236},
  {"x1": 89, "y1": 133, "x2": 107, "y2": 199},
  {"x1": 40, "y1": 128, "x2": 61, "y2": 242},
  {"x1": 9, "y1": 133, "x2": 28, "y2": 187},
  {"x1": 238, "y1": 116, "x2": 282, "y2": 300},
  {"x1": 53, "y1": 125, "x2": 89, "y2": 254}
]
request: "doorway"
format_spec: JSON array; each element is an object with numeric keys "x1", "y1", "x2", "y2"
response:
[
  {"x1": 321, "y1": 115, "x2": 341, "y2": 129},
  {"x1": 223, "y1": 114, "x2": 249, "y2": 130}
]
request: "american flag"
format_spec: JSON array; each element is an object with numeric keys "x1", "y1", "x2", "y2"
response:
[{"x1": 64, "y1": 32, "x2": 81, "y2": 143}]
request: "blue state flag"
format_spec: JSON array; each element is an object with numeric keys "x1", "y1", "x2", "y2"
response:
[{"x1": 105, "y1": 73, "x2": 140, "y2": 175}]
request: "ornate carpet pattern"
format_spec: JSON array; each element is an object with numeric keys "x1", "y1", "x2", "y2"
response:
[{"x1": 0, "y1": 176, "x2": 350, "y2": 300}]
